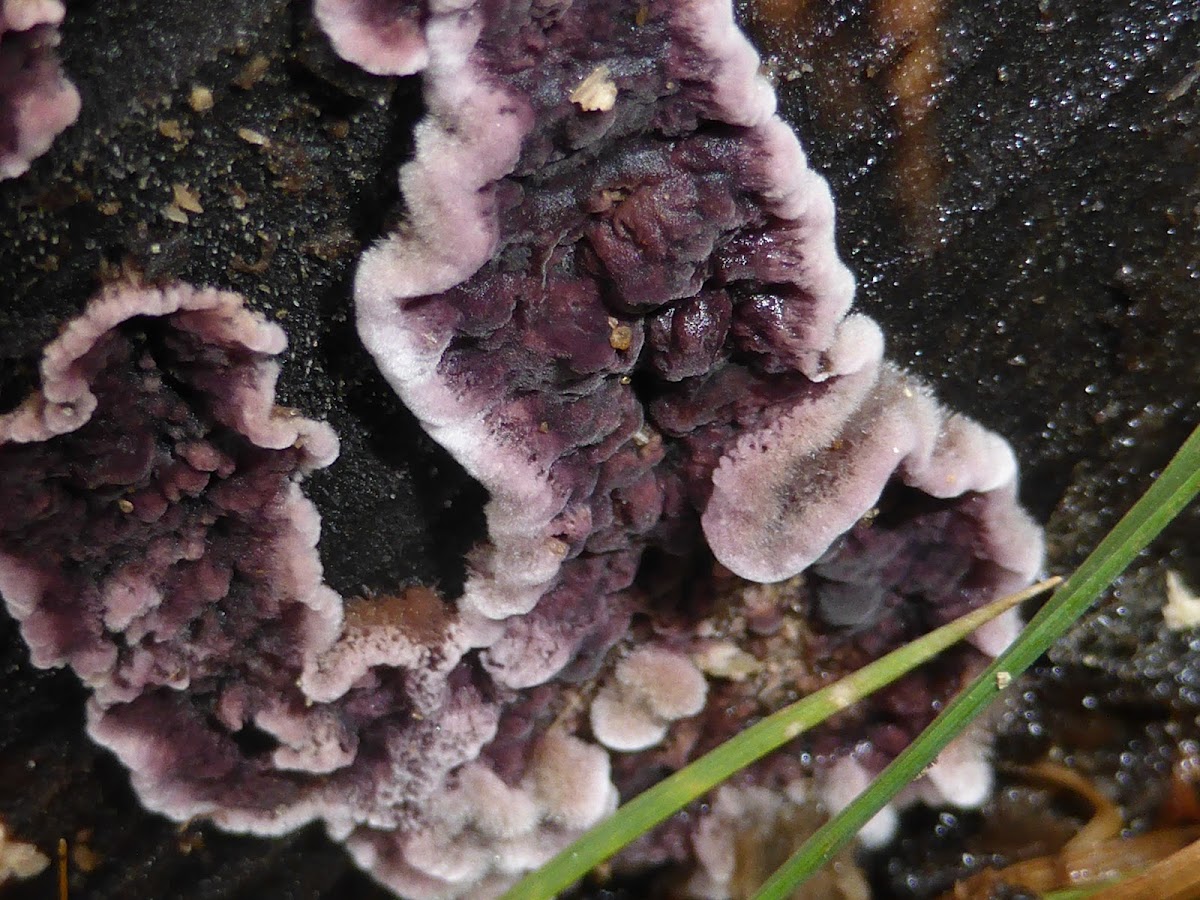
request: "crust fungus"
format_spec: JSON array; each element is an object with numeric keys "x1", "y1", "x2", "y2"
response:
[
  {"x1": 339, "y1": 0, "x2": 1042, "y2": 888},
  {"x1": 0, "y1": 282, "x2": 346, "y2": 824},
  {"x1": 312, "y1": 0, "x2": 428, "y2": 76},
  {"x1": 0, "y1": 0, "x2": 1048, "y2": 896},
  {"x1": 590, "y1": 647, "x2": 708, "y2": 752},
  {"x1": 0, "y1": 0, "x2": 79, "y2": 178},
  {"x1": 351, "y1": 0, "x2": 1041, "y2": 638},
  {"x1": 0, "y1": 282, "x2": 621, "y2": 898}
]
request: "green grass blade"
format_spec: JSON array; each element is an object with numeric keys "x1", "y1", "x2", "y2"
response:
[
  {"x1": 501, "y1": 578, "x2": 1061, "y2": 900},
  {"x1": 752, "y1": 422, "x2": 1200, "y2": 900}
]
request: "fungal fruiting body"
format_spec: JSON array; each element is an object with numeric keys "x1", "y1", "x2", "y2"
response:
[
  {"x1": 0, "y1": 282, "x2": 626, "y2": 896},
  {"x1": 0, "y1": 0, "x2": 79, "y2": 178},
  {"x1": 339, "y1": 0, "x2": 1040, "y2": 889},
  {"x1": 0, "y1": 0, "x2": 1045, "y2": 897}
]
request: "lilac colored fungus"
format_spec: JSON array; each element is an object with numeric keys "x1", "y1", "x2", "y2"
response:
[
  {"x1": 313, "y1": 0, "x2": 428, "y2": 76},
  {"x1": 0, "y1": 0, "x2": 1049, "y2": 895},
  {"x1": 0, "y1": 282, "x2": 342, "y2": 818},
  {"x1": 336, "y1": 0, "x2": 1042, "y2": 888},
  {"x1": 0, "y1": 0, "x2": 79, "y2": 179},
  {"x1": 352, "y1": 0, "x2": 1041, "y2": 636},
  {"x1": 589, "y1": 646, "x2": 708, "y2": 752},
  {"x1": 0, "y1": 285, "x2": 510, "y2": 845},
  {"x1": 0, "y1": 281, "x2": 622, "y2": 897}
]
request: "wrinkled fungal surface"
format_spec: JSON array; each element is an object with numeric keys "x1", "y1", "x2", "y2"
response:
[
  {"x1": 0, "y1": 282, "x2": 631, "y2": 897},
  {"x1": 0, "y1": 0, "x2": 78, "y2": 179},
  {"x1": 0, "y1": 281, "x2": 515, "y2": 841},
  {"x1": 0, "y1": 283, "x2": 347, "y2": 822},
  {"x1": 352, "y1": 0, "x2": 1041, "y2": 638},
  {"x1": 0, "y1": 0, "x2": 1069, "y2": 897},
  {"x1": 341, "y1": 0, "x2": 1043, "y2": 891}
]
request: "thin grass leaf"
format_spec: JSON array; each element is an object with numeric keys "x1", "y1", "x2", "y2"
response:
[
  {"x1": 500, "y1": 578, "x2": 1061, "y2": 900},
  {"x1": 752, "y1": 422, "x2": 1200, "y2": 900}
]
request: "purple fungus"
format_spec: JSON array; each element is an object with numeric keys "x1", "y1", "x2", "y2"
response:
[
  {"x1": 0, "y1": 0, "x2": 79, "y2": 179},
  {"x1": 0, "y1": 0, "x2": 1051, "y2": 894},
  {"x1": 336, "y1": 0, "x2": 1044, "y2": 886},
  {"x1": 313, "y1": 0, "x2": 428, "y2": 76},
  {"x1": 351, "y1": 0, "x2": 1041, "y2": 636},
  {"x1": 589, "y1": 646, "x2": 708, "y2": 752},
  {"x1": 0, "y1": 282, "x2": 345, "y2": 821},
  {"x1": 0, "y1": 283, "x2": 510, "y2": 829},
  {"x1": 0, "y1": 281, "x2": 625, "y2": 898}
]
